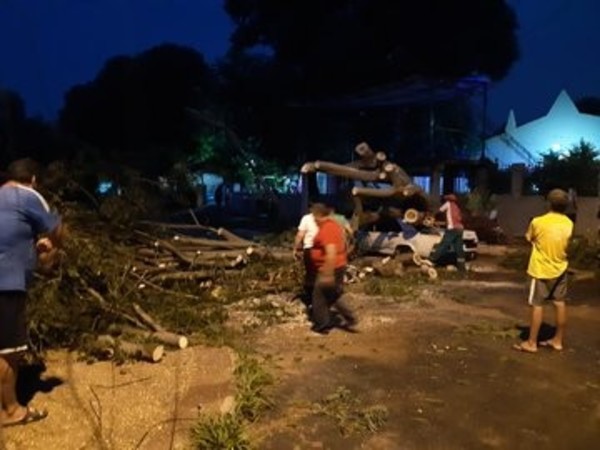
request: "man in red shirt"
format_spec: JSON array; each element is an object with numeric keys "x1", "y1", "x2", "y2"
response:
[{"x1": 309, "y1": 203, "x2": 357, "y2": 334}]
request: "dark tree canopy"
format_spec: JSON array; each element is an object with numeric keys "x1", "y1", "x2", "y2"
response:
[
  {"x1": 59, "y1": 43, "x2": 217, "y2": 176},
  {"x1": 0, "y1": 89, "x2": 69, "y2": 167},
  {"x1": 225, "y1": 0, "x2": 519, "y2": 96},
  {"x1": 576, "y1": 96, "x2": 600, "y2": 117},
  {"x1": 530, "y1": 141, "x2": 600, "y2": 196}
]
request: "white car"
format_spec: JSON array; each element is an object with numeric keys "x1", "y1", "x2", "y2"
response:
[{"x1": 356, "y1": 227, "x2": 478, "y2": 262}]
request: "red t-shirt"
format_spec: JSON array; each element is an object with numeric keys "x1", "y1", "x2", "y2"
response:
[{"x1": 309, "y1": 218, "x2": 347, "y2": 269}]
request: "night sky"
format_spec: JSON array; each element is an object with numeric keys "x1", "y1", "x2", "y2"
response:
[
  {"x1": 0, "y1": 0, "x2": 598, "y2": 128},
  {"x1": 490, "y1": 0, "x2": 600, "y2": 126}
]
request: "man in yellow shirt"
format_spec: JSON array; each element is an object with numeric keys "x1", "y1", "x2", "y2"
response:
[{"x1": 514, "y1": 189, "x2": 573, "y2": 353}]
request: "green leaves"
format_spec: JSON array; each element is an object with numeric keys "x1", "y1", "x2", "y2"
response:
[{"x1": 530, "y1": 140, "x2": 600, "y2": 195}]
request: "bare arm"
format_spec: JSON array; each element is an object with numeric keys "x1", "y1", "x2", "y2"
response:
[
  {"x1": 37, "y1": 221, "x2": 65, "y2": 252},
  {"x1": 319, "y1": 243, "x2": 337, "y2": 282},
  {"x1": 525, "y1": 220, "x2": 534, "y2": 243},
  {"x1": 294, "y1": 230, "x2": 306, "y2": 251}
]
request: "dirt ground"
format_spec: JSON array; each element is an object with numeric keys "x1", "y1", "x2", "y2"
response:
[{"x1": 2, "y1": 247, "x2": 599, "y2": 450}]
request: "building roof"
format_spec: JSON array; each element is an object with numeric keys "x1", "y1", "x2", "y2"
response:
[
  {"x1": 485, "y1": 90, "x2": 600, "y2": 167},
  {"x1": 293, "y1": 75, "x2": 490, "y2": 109}
]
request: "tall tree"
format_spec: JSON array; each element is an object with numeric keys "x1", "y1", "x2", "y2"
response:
[
  {"x1": 59, "y1": 44, "x2": 217, "y2": 176},
  {"x1": 530, "y1": 141, "x2": 600, "y2": 196},
  {"x1": 0, "y1": 89, "x2": 68, "y2": 167},
  {"x1": 576, "y1": 96, "x2": 600, "y2": 117},
  {"x1": 221, "y1": 0, "x2": 519, "y2": 164},
  {"x1": 224, "y1": 0, "x2": 519, "y2": 96}
]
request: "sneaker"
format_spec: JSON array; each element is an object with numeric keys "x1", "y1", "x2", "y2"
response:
[
  {"x1": 341, "y1": 317, "x2": 359, "y2": 333},
  {"x1": 311, "y1": 316, "x2": 341, "y2": 335},
  {"x1": 311, "y1": 324, "x2": 332, "y2": 335}
]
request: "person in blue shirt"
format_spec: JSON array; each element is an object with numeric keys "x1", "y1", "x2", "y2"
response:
[{"x1": 0, "y1": 158, "x2": 63, "y2": 427}]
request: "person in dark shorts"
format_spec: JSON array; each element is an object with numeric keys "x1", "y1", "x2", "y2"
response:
[
  {"x1": 513, "y1": 189, "x2": 573, "y2": 353},
  {"x1": 0, "y1": 158, "x2": 63, "y2": 426}
]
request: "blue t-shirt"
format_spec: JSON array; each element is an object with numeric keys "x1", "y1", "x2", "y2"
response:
[{"x1": 0, "y1": 184, "x2": 60, "y2": 291}]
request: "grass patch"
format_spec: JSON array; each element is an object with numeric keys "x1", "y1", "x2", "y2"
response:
[
  {"x1": 191, "y1": 413, "x2": 251, "y2": 450},
  {"x1": 190, "y1": 353, "x2": 274, "y2": 449},
  {"x1": 360, "y1": 274, "x2": 424, "y2": 300},
  {"x1": 234, "y1": 354, "x2": 275, "y2": 422},
  {"x1": 313, "y1": 386, "x2": 388, "y2": 436}
]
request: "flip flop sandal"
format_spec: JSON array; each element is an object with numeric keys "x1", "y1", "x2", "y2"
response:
[
  {"x1": 539, "y1": 341, "x2": 563, "y2": 351},
  {"x1": 3, "y1": 407, "x2": 48, "y2": 427},
  {"x1": 512, "y1": 343, "x2": 538, "y2": 353}
]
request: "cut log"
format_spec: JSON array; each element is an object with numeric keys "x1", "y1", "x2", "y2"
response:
[
  {"x1": 94, "y1": 335, "x2": 165, "y2": 362},
  {"x1": 84, "y1": 287, "x2": 147, "y2": 330},
  {"x1": 354, "y1": 142, "x2": 374, "y2": 158},
  {"x1": 300, "y1": 162, "x2": 316, "y2": 174},
  {"x1": 154, "y1": 239, "x2": 196, "y2": 265},
  {"x1": 136, "y1": 248, "x2": 165, "y2": 258},
  {"x1": 383, "y1": 163, "x2": 412, "y2": 188},
  {"x1": 132, "y1": 302, "x2": 165, "y2": 332},
  {"x1": 375, "y1": 151, "x2": 387, "y2": 163},
  {"x1": 138, "y1": 220, "x2": 216, "y2": 232},
  {"x1": 149, "y1": 271, "x2": 213, "y2": 283},
  {"x1": 217, "y1": 227, "x2": 253, "y2": 245},
  {"x1": 313, "y1": 161, "x2": 381, "y2": 181},
  {"x1": 120, "y1": 326, "x2": 189, "y2": 349},
  {"x1": 352, "y1": 186, "x2": 400, "y2": 198},
  {"x1": 92, "y1": 335, "x2": 116, "y2": 359},
  {"x1": 119, "y1": 340, "x2": 164, "y2": 363},
  {"x1": 153, "y1": 331, "x2": 189, "y2": 349},
  {"x1": 170, "y1": 236, "x2": 251, "y2": 249}
]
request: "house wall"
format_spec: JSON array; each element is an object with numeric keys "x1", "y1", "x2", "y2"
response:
[{"x1": 496, "y1": 194, "x2": 599, "y2": 238}]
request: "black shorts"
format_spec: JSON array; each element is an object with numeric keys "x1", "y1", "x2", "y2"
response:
[{"x1": 0, "y1": 291, "x2": 28, "y2": 355}]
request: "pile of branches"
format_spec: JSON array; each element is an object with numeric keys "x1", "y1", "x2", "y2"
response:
[{"x1": 28, "y1": 204, "x2": 300, "y2": 363}]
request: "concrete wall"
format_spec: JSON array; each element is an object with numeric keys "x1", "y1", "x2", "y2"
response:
[
  {"x1": 496, "y1": 194, "x2": 599, "y2": 238},
  {"x1": 227, "y1": 191, "x2": 599, "y2": 238}
]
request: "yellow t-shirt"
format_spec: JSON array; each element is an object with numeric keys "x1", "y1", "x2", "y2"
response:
[{"x1": 526, "y1": 212, "x2": 573, "y2": 279}]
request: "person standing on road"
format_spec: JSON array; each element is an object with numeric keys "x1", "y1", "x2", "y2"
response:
[
  {"x1": 513, "y1": 189, "x2": 573, "y2": 354},
  {"x1": 428, "y1": 193, "x2": 466, "y2": 271},
  {"x1": 293, "y1": 205, "x2": 320, "y2": 306},
  {"x1": 309, "y1": 203, "x2": 357, "y2": 334},
  {"x1": 565, "y1": 187, "x2": 578, "y2": 224},
  {"x1": 0, "y1": 158, "x2": 63, "y2": 427}
]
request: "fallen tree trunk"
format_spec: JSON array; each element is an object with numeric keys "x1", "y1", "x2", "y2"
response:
[
  {"x1": 120, "y1": 326, "x2": 189, "y2": 349},
  {"x1": 171, "y1": 236, "x2": 252, "y2": 249},
  {"x1": 217, "y1": 227, "x2": 254, "y2": 245},
  {"x1": 95, "y1": 335, "x2": 165, "y2": 362},
  {"x1": 132, "y1": 302, "x2": 165, "y2": 331},
  {"x1": 119, "y1": 340, "x2": 164, "y2": 362},
  {"x1": 310, "y1": 161, "x2": 382, "y2": 182},
  {"x1": 149, "y1": 270, "x2": 213, "y2": 283}
]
